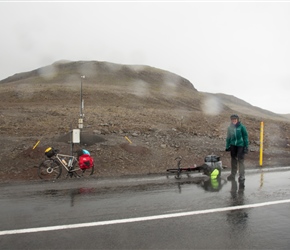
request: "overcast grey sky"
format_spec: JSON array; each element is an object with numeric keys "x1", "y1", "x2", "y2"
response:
[{"x1": 1, "y1": 1, "x2": 290, "y2": 114}]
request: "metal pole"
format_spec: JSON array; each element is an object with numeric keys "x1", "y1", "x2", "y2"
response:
[
  {"x1": 79, "y1": 75, "x2": 85, "y2": 129},
  {"x1": 70, "y1": 123, "x2": 73, "y2": 156},
  {"x1": 80, "y1": 76, "x2": 83, "y2": 118},
  {"x1": 259, "y1": 121, "x2": 264, "y2": 166}
]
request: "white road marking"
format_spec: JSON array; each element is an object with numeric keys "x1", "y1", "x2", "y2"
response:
[{"x1": 1, "y1": 199, "x2": 290, "y2": 236}]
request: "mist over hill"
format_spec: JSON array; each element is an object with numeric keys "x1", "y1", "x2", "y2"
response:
[
  {"x1": 201, "y1": 92, "x2": 289, "y2": 121},
  {"x1": 0, "y1": 60, "x2": 195, "y2": 90},
  {"x1": 0, "y1": 60, "x2": 288, "y2": 121}
]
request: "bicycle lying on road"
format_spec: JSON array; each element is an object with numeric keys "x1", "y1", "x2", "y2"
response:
[
  {"x1": 166, "y1": 156, "x2": 204, "y2": 179},
  {"x1": 38, "y1": 147, "x2": 94, "y2": 180},
  {"x1": 166, "y1": 155, "x2": 223, "y2": 179}
]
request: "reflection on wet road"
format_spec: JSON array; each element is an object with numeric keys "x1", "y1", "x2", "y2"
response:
[{"x1": 1, "y1": 168, "x2": 290, "y2": 249}]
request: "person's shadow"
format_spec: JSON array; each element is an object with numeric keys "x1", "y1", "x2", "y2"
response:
[
  {"x1": 227, "y1": 180, "x2": 248, "y2": 228},
  {"x1": 231, "y1": 179, "x2": 245, "y2": 200}
]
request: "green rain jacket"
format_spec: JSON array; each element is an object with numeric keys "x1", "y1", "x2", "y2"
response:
[{"x1": 226, "y1": 122, "x2": 249, "y2": 149}]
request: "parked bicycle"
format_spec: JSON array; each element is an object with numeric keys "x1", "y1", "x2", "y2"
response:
[{"x1": 38, "y1": 147, "x2": 94, "y2": 180}]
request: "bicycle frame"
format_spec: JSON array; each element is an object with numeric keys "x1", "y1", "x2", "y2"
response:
[{"x1": 54, "y1": 153, "x2": 82, "y2": 178}]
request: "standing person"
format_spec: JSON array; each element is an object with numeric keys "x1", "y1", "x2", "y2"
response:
[{"x1": 225, "y1": 114, "x2": 249, "y2": 186}]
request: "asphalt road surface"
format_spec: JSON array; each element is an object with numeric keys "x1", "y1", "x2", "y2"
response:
[{"x1": 1, "y1": 167, "x2": 290, "y2": 249}]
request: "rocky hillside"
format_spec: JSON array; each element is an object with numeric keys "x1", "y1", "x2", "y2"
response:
[{"x1": 0, "y1": 60, "x2": 290, "y2": 182}]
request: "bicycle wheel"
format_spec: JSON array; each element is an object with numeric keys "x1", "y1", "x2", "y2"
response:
[
  {"x1": 38, "y1": 159, "x2": 62, "y2": 180},
  {"x1": 166, "y1": 168, "x2": 179, "y2": 174},
  {"x1": 80, "y1": 165, "x2": 95, "y2": 177},
  {"x1": 80, "y1": 166, "x2": 95, "y2": 177},
  {"x1": 71, "y1": 162, "x2": 94, "y2": 178},
  {"x1": 166, "y1": 168, "x2": 182, "y2": 179}
]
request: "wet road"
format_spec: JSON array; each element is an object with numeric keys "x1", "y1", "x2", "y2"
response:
[{"x1": 1, "y1": 168, "x2": 290, "y2": 249}]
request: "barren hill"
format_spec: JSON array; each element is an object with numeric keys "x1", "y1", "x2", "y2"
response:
[{"x1": 0, "y1": 60, "x2": 290, "y2": 182}]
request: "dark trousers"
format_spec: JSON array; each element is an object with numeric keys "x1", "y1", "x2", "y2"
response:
[{"x1": 230, "y1": 145, "x2": 245, "y2": 178}]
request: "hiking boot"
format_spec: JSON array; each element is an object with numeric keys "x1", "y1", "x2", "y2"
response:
[
  {"x1": 238, "y1": 176, "x2": 245, "y2": 182},
  {"x1": 239, "y1": 181, "x2": 245, "y2": 190},
  {"x1": 227, "y1": 174, "x2": 236, "y2": 181}
]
